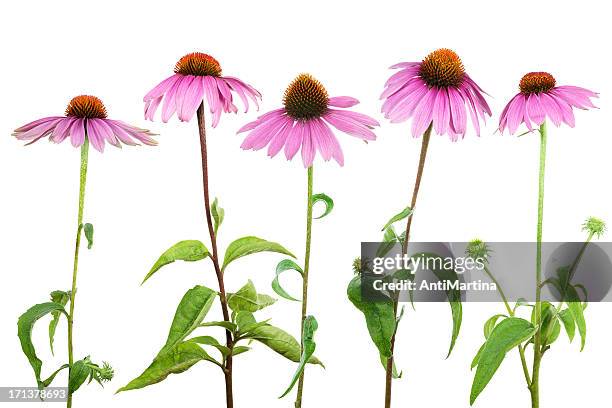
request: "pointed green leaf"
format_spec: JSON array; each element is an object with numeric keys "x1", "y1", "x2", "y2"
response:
[
  {"x1": 211, "y1": 198, "x2": 225, "y2": 234},
  {"x1": 566, "y1": 285, "x2": 587, "y2": 350},
  {"x1": 347, "y1": 276, "x2": 395, "y2": 359},
  {"x1": 232, "y1": 346, "x2": 250, "y2": 356},
  {"x1": 199, "y1": 321, "x2": 238, "y2": 332},
  {"x1": 49, "y1": 290, "x2": 70, "y2": 355},
  {"x1": 249, "y1": 324, "x2": 322, "y2": 366},
  {"x1": 222, "y1": 236, "x2": 295, "y2": 271},
  {"x1": 559, "y1": 309, "x2": 575, "y2": 342},
  {"x1": 187, "y1": 336, "x2": 230, "y2": 356},
  {"x1": 311, "y1": 193, "x2": 334, "y2": 219},
  {"x1": 17, "y1": 302, "x2": 67, "y2": 387},
  {"x1": 228, "y1": 280, "x2": 276, "y2": 312},
  {"x1": 413, "y1": 252, "x2": 463, "y2": 357},
  {"x1": 381, "y1": 206, "x2": 413, "y2": 231},
  {"x1": 159, "y1": 285, "x2": 216, "y2": 356},
  {"x1": 484, "y1": 314, "x2": 507, "y2": 339},
  {"x1": 470, "y1": 317, "x2": 537, "y2": 405},
  {"x1": 41, "y1": 364, "x2": 69, "y2": 388},
  {"x1": 280, "y1": 316, "x2": 319, "y2": 398},
  {"x1": 272, "y1": 259, "x2": 303, "y2": 302},
  {"x1": 143, "y1": 240, "x2": 210, "y2": 284},
  {"x1": 471, "y1": 342, "x2": 486, "y2": 370},
  {"x1": 117, "y1": 342, "x2": 216, "y2": 393}
]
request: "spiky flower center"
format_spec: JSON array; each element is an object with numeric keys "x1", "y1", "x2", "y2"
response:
[
  {"x1": 283, "y1": 74, "x2": 329, "y2": 120},
  {"x1": 519, "y1": 72, "x2": 556, "y2": 94},
  {"x1": 419, "y1": 48, "x2": 465, "y2": 88},
  {"x1": 174, "y1": 52, "x2": 222, "y2": 77},
  {"x1": 65, "y1": 95, "x2": 107, "y2": 119}
]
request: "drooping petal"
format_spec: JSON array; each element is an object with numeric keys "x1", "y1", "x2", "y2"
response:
[
  {"x1": 506, "y1": 94, "x2": 526, "y2": 134},
  {"x1": 411, "y1": 87, "x2": 437, "y2": 137},
  {"x1": 240, "y1": 114, "x2": 287, "y2": 150},
  {"x1": 144, "y1": 74, "x2": 180, "y2": 102},
  {"x1": 284, "y1": 120, "x2": 304, "y2": 160},
  {"x1": 50, "y1": 117, "x2": 76, "y2": 143},
  {"x1": 70, "y1": 119, "x2": 86, "y2": 147},
  {"x1": 86, "y1": 119, "x2": 106, "y2": 152},
  {"x1": 174, "y1": 75, "x2": 197, "y2": 122},
  {"x1": 267, "y1": 118, "x2": 294, "y2": 157},
  {"x1": 524, "y1": 93, "x2": 544, "y2": 126},
  {"x1": 447, "y1": 87, "x2": 467, "y2": 136},
  {"x1": 539, "y1": 92, "x2": 563, "y2": 126},
  {"x1": 180, "y1": 75, "x2": 205, "y2": 122},
  {"x1": 13, "y1": 117, "x2": 62, "y2": 141},
  {"x1": 432, "y1": 87, "x2": 449, "y2": 135},
  {"x1": 14, "y1": 116, "x2": 63, "y2": 133},
  {"x1": 301, "y1": 121, "x2": 316, "y2": 168}
]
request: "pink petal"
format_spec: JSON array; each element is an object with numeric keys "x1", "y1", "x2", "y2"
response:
[
  {"x1": 301, "y1": 121, "x2": 316, "y2": 168},
  {"x1": 85, "y1": 119, "x2": 105, "y2": 152},
  {"x1": 144, "y1": 74, "x2": 180, "y2": 102},
  {"x1": 70, "y1": 119, "x2": 86, "y2": 147},
  {"x1": 328, "y1": 96, "x2": 359, "y2": 108},
  {"x1": 284, "y1": 121, "x2": 304, "y2": 160}
]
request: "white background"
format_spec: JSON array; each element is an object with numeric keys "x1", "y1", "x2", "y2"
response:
[{"x1": 1, "y1": 1, "x2": 611, "y2": 407}]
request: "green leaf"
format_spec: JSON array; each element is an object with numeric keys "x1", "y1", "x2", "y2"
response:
[
  {"x1": 143, "y1": 240, "x2": 210, "y2": 284},
  {"x1": 311, "y1": 193, "x2": 334, "y2": 219},
  {"x1": 117, "y1": 342, "x2": 216, "y2": 393},
  {"x1": 249, "y1": 324, "x2": 322, "y2": 366},
  {"x1": 69, "y1": 358, "x2": 91, "y2": 394},
  {"x1": 484, "y1": 314, "x2": 507, "y2": 339},
  {"x1": 376, "y1": 226, "x2": 399, "y2": 258},
  {"x1": 381, "y1": 206, "x2": 413, "y2": 231},
  {"x1": 566, "y1": 285, "x2": 587, "y2": 350},
  {"x1": 17, "y1": 302, "x2": 68, "y2": 387},
  {"x1": 280, "y1": 316, "x2": 319, "y2": 398},
  {"x1": 211, "y1": 198, "x2": 225, "y2": 235},
  {"x1": 227, "y1": 280, "x2": 276, "y2": 312},
  {"x1": 159, "y1": 285, "x2": 216, "y2": 356},
  {"x1": 559, "y1": 309, "x2": 575, "y2": 342},
  {"x1": 222, "y1": 236, "x2": 295, "y2": 271},
  {"x1": 272, "y1": 259, "x2": 303, "y2": 302},
  {"x1": 235, "y1": 311, "x2": 257, "y2": 332},
  {"x1": 471, "y1": 342, "x2": 485, "y2": 370},
  {"x1": 41, "y1": 364, "x2": 69, "y2": 388},
  {"x1": 187, "y1": 336, "x2": 231, "y2": 356},
  {"x1": 347, "y1": 276, "x2": 395, "y2": 359},
  {"x1": 470, "y1": 317, "x2": 537, "y2": 405},
  {"x1": 232, "y1": 346, "x2": 250, "y2": 356},
  {"x1": 80, "y1": 223, "x2": 94, "y2": 249},
  {"x1": 49, "y1": 290, "x2": 70, "y2": 355},
  {"x1": 413, "y1": 252, "x2": 463, "y2": 357},
  {"x1": 199, "y1": 321, "x2": 237, "y2": 332},
  {"x1": 530, "y1": 302, "x2": 560, "y2": 346}
]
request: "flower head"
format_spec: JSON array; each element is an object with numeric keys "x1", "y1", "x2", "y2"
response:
[
  {"x1": 239, "y1": 73, "x2": 379, "y2": 167},
  {"x1": 13, "y1": 95, "x2": 157, "y2": 152},
  {"x1": 582, "y1": 217, "x2": 606, "y2": 239},
  {"x1": 143, "y1": 52, "x2": 261, "y2": 126},
  {"x1": 381, "y1": 48, "x2": 491, "y2": 140},
  {"x1": 466, "y1": 239, "x2": 491, "y2": 262},
  {"x1": 499, "y1": 72, "x2": 598, "y2": 134}
]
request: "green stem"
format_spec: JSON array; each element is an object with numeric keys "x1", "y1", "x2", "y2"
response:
[
  {"x1": 67, "y1": 138, "x2": 89, "y2": 408},
  {"x1": 530, "y1": 121, "x2": 547, "y2": 408},
  {"x1": 483, "y1": 265, "x2": 513, "y2": 316},
  {"x1": 295, "y1": 166, "x2": 313, "y2": 408},
  {"x1": 384, "y1": 123, "x2": 433, "y2": 408}
]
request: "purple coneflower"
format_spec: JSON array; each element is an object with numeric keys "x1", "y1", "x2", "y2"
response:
[
  {"x1": 381, "y1": 48, "x2": 491, "y2": 140},
  {"x1": 143, "y1": 52, "x2": 261, "y2": 125},
  {"x1": 239, "y1": 73, "x2": 379, "y2": 167},
  {"x1": 498, "y1": 72, "x2": 598, "y2": 134},
  {"x1": 13, "y1": 95, "x2": 157, "y2": 152},
  {"x1": 379, "y1": 48, "x2": 491, "y2": 408}
]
